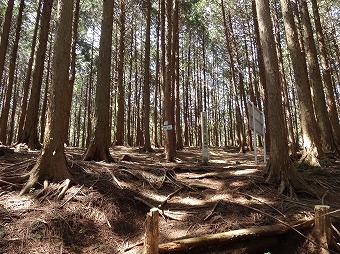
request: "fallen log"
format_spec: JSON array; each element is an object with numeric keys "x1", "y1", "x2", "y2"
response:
[
  {"x1": 209, "y1": 236, "x2": 279, "y2": 254},
  {"x1": 159, "y1": 218, "x2": 314, "y2": 253}
]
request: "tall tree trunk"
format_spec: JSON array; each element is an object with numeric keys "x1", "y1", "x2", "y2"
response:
[
  {"x1": 62, "y1": 0, "x2": 80, "y2": 145},
  {"x1": 298, "y1": 0, "x2": 339, "y2": 156},
  {"x1": 21, "y1": 0, "x2": 73, "y2": 195},
  {"x1": 153, "y1": 7, "x2": 160, "y2": 148},
  {"x1": 183, "y1": 32, "x2": 191, "y2": 147},
  {"x1": 83, "y1": 0, "x2": 114, "y2": 162},
  {"x1": 17, "y1": 0, "x2": 42, "y2": 138},
  {"x1": 280, "y1": 0, "x2": 323, "y2": 165},
  {"x1": 40, "y1": 37, "x2": 52, "y2": 144},
  {"x1": 85, "y1": 27, "x2": 95, "y2": 148},
  {"x1": 0, "y1": 0, "x2": 14, "y2": 89},
  {"x1": 311, "y1": 0, "x2": 340, "y2": 144},
  {"x1": 8, "y1": 69, "x2": 18, "y2": 145},
  {"x1": 163, "y1": 0, "x2": 176, "y2": 161},
  {"x1": 173, "y1": 0, "x2": 182, "y2": 150},
  {"x1": 230, "y1": 12, "x2": 252, "y2": 151},
  {"x1": 143, "y1": 0, "x2": 152, "y2": 152},
  {"x1": 273, "y1": 3, "x2": 298, "y2": 157},
  {"x1": 255, "y1": 0, "x2": 312, "y2": 196},
  {"x1": 0, "y1": 0, "x2": 24, "y2": 144},
  {"x1": 115, "y1": 0, "x2": 126, "y2": 146},
  {"x1": 19, "y1": 0, "x2": 53, "y2": 150},
  {"x1": 221, "y1": 1, "x2": 245, "y2": 153},
  {"x1": 252, "y1": 0, "x2": 269, "y2": 151},
  {"x1": 127, "y1": 22, "x2": 134, "y2": 147}
]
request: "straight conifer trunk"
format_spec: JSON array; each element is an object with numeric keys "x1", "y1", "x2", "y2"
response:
[
  {"x1": 298, "y1": 0, "x2": 338, "y2": 155},
  {"x1": 0, "y1": 0, "x2": 14, "y2": 88},
  {"x1": 21, "y1": 0, "x2": 73, "y2": 195},
  {"x1": 311, "y1": 0, "x2": 340, "y2": 143},
  {"x1": 0, "y1": 0, "x2": 24, "y2": 144},
  {"x1": 255, "y1": 0, "x2": 312, "y2": 195},
  {"x1": 143, "y1": 0, "x2": 152, "y2": 152},
  {"x1": 19, "y1": 0, "x2": 53, "y2": 150},
  {"x1": 163, "y1": 0, "x2": 176, "y2": 161},
  {"x1": 83, "y1": 0, "x2": 114, "y2": 162},
  {"x1": 17, "y1": 0, "x2": 42, "y2": 139},
  {"x1": 280, "y1": 0, "x2": 323, "y2": 165},
  {"x1": 116, "y1": 0, "x2": 126, "y2": 146}
]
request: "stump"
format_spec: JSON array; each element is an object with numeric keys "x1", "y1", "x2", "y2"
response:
[
  {"x1": 314, "y1": 205, "x2": 331, "y2": 254},
  {"x1": 144, "y1": 208, "x2": 159, "y2": 254}
]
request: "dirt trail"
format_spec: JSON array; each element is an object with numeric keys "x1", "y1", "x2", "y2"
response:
[{"x1": 0, "y1": 146, "x2": 339, "y2": 253}]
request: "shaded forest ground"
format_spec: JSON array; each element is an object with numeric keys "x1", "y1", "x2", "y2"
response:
[{"x1": 0, "y1": 145, "x2": 339, "y2": 253}]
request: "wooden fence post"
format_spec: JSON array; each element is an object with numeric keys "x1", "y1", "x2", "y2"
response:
[
  {"x1": 314, "y1": 205, "x2": 331, "y2": 254},
  {"x1": 144, "y1": 208, "x2": 159, "y2": 254}
]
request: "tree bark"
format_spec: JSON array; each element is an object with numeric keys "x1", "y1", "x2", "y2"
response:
[
  {"x1": 62, "y1": 0, "x2": 80, "y2": 145},
  {"x1": 163, "y1": 0, "x2": 176, "y2": 161},
  {"x1": 174, "y1": 0, "x2": 183, "y2": 151},
  {"x1": 143, "y1": 0, "x2": 152, "y2": 152},
  {"x1": 311, "y1": 0, "x2": 340, "y2": 144},
  {"x1": 19, "y1": 0, "x2": 53, "y2": 150},
  {"x1": 298, "y1": 0, "x2": 338, "y2": 156},
  {"x1": 183, "y1": 32, "x2": 191, "y2": 147},
  {"x1": 0, "y1": 0, "x2": 14, "y2": 89},
  {"x1": 252, "y1": 0, "x2": 269, "y2": 151},
  {"x1": 115, "y1": 0, "x2": 126, "y2": 146},
  {"x1": 255, "y1": 0, "x2": 313, "y2": 195},
  {"x1": 0, "y1": 0, "x2": 24, "y2": 144},
  {"x1": 40, "y1": 36, "x2": 52, "y2": 144},
  {"x1": 159, "y1": 219, "x2": 313, "y2": 253},
  {"x1": 221, "y1": 1, "x2": 245, "y2": 153},
  {"x1": 21, "y1": 0, "x2": 73, "y2": 195},
  {"x1": 17, "y1": 0, "x2": 42, "y2": 139},
  {"x1": 153, "y1": 7, "x2": 160, "y2": 148},
  {"x1": 83, "y1": 0, "x2": 114, "y2": 162},
  {"x1": 280, "y1": 0, "x2": 323, "y2": 165}
]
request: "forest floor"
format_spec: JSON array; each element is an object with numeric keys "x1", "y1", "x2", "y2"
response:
[{"x1": 0, "y1": 145, "x2": 339, "y2": 254}]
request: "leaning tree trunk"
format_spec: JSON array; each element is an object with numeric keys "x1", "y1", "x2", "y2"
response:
[
  {"x1": 298, "y1": 0, "x2": 339, "y2": 156},
  {"x1": 311, "y1": 0, "x2": 340, "y2": 143},
  {"x1": 280, "y1": 0, "x2": 323, "y2": 165},
  {"x1": 21, "y1": 0, "x2": 73, "y2": 195},
  {"x1": 221, "y1": 1, "x2": 246, "y2": 153},
  {"x1": 83, "y1": 0, "x2": 114, "y2": 162},
  {"x1": 255, "y1": 0, "x2": 313, "y2": 196}
]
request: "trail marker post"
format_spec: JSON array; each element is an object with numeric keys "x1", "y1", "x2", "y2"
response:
[
  {"x1": 247, "y1": 101, "x2": 266, "y2": 164},
  {"x1": 201, "y1": 112, "x2": 209, "y2": 165}
]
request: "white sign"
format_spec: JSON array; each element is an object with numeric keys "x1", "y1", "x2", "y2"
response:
[
  {"x1": 247, "y1": 101, "x2": 266, "y2": 164},
  {"x1": 248, "y1": 102, "x2": 265, "y2": 137},
  {"x1": 163, "y1": 125, "x2": 173, "y2": 131}
]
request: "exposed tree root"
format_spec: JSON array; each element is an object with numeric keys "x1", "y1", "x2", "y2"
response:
[
  {"x1": 20, "y1": 144, "x2": 72, "y2": 196},
  {"x1": 83, "y1": 143, "x2": 115, "y2": 162},
  {"x1": 266, "y1": 157, "x2": 317, "y2": 197},
  {"x1": 35, "y1": 179, "x2": 71, "y2": 201},
  {"x1": 0, "y1": 173, "x2": 30, "y2": 186}
]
